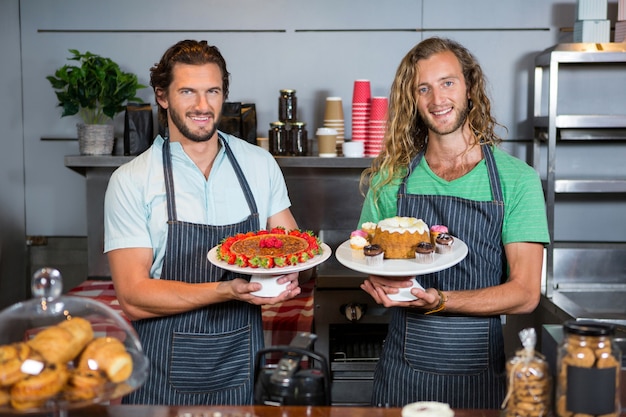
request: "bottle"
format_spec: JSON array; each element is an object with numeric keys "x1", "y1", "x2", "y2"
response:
[
  {"x1": 279, "y1": 89, "x2": 297, "y2": 122},
  {"x1": 556, "y1": 320, "x2": 621, "y2": 417},
  {"x1": 289, "y1": 122, "x2": 308, "y2": 156},
  {"x1": 268, "y1": 121, "x2": 288, "y2": 156}
]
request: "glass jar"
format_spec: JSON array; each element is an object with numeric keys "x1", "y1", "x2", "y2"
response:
[
  {"x1": 289, "y1": 121, "x2": 308, "y2": 156},
  {"x1": 269, "y1": 121, "x2": 288, "y2": 156},
  {"x1": 279, "y1": 89, "x2": 297, "y2": 122},
  {"x1": 556, "y1": 320, "x2": 621, "y2": 417}
]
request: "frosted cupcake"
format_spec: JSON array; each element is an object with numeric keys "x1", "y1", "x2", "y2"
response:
[
  {"x1": 350, "y1": 230, "x2": 369, "y2": 260},
  {"x1": 414, "y1": 242, "x2": 435, "y2": 264},
  {"x1": 363, "y1": 244, "x2": 384, "y2": 266},
  {"x1": 361, "y1": 222, "x2": 377, "y2": 241},
  {"x1": 429, "y1": 224, "x2": 448, "y2": 245},
  {"x1": 435, "y1": 233, "x2": 455, "y2": 254}
]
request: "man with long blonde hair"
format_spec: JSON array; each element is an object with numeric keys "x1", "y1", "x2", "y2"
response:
[{"x1": 359, "y1": 37, "x2": 549, "y2": 408}]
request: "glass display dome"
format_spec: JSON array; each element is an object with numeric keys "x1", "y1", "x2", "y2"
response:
[{"x1": 0, "y1": 268, "x2": 148, "y2": 415}]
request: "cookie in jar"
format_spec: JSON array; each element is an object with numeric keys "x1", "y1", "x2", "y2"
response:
[{"x1": 556, "y1": 320, "x2": 621, "y2": 417}]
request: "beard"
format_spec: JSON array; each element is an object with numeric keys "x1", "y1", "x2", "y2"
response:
[
  {"x1": 422, "y1": 100, "x2": 470, "y2": 136},
  {"x1": 169, "y1": 106, "x2": 220, "y2": 143}
]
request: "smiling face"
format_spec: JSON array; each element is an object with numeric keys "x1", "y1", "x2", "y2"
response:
[
  {"x1": 156, "y1": 62, "x2": 224, "y2": 143},
  {"x1": 415, "y1": 50, "x2": 470, "y2": 138}
]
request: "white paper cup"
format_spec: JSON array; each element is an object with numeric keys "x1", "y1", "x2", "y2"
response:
[{"x1": 343, "y1": 140, "x2": 365, "y2": 157}]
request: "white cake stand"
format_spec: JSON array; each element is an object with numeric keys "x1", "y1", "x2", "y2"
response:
[
  {"x1": 207, "y1": 243, "x2": 332, "y2": 297},
  {"x1": 335, "y1": 237, "x2": 468, "y2": 301}
]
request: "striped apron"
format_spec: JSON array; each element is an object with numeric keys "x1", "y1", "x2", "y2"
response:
[
  {"x1": 124, "y1": 135, "x2": 263, "y2": 405},
  {"x1": 371, "y1": 145, "x2": 507, "y2": 409}
]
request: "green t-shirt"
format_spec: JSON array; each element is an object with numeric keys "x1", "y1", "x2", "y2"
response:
[{"x1": 358, "y1": 146, "x2": 550, "y2": 246}]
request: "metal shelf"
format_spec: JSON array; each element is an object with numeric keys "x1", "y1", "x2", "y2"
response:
[{"x1": 532, "y1": 44, "x2": 626, "y2": 297}]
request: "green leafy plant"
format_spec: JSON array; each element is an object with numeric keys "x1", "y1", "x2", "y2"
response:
[{"x1": 47, "y1": 49, "x2": 146, "y2": 125}]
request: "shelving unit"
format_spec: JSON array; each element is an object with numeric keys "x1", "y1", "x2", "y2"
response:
[{"x1": 532, "y1": 43, "x2": 626, "y2": 297}]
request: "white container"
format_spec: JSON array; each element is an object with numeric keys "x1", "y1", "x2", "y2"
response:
[
  {"x1": 573, "y1": 19, "x2": 610, "y2": 43},
  {"x1": 576, "y1": 0, "x2": 608, "y2": 20},
  {"x1": 615, "y1": 21, "x2": 626, "y2": 42},
  {"x1": 619, "y1": 0, "x2": 626, "y2": 21}
]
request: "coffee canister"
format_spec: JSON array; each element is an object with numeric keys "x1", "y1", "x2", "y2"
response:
[
  {"x1": 279, "y1": 89, "x2": 297, "y2": 122},
  {"x1": 556, "y1": 320, "x2": 621, "y2": 417},
  {"x1": 289, "y1": 121, "x2": 308, "y2": 156},
  {"x1": 269, "y1": 121, "x2": 288, "y2": 156}
]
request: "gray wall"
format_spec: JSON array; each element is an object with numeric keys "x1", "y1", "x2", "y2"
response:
[{"x1": 1, "y1": 0, "x2": 624, "y2": 308}]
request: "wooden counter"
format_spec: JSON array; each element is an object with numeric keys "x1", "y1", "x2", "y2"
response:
[{"x1": 61, "y1": 404, "x2": 503, "y2": 417}]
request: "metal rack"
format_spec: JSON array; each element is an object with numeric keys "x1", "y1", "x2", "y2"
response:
[{"x1": 532, "y1": 43, "x2": 626, "y2": 297}]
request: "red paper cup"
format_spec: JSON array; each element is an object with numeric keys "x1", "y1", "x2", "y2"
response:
[
  {"x1": 352, "y1": 80, "x2": 371, "y2": 104},
  {"x1": 370, "y1": 97, "x2": 389, "y2": 121}
]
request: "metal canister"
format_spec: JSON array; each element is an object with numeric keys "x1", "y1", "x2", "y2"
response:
[
  {"x1": 556, "y1": 320, "x2": 621, "y2": 417},
  {"x1": 289, "y1": 122, "x2": 308, "y2": 156},
  {"x1": 268, "y1": 121, "x2": 288, "y2": 156},
  {"x1": 279, "y1": 89, "x2": 297, "y2": 122}
]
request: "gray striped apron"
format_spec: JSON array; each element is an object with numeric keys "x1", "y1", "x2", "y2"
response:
[
  {"x1": 124, "y1": 135, "x2": 263, "y2": 405},
  {"x1": 371, "y1": 145, "x2": 506, "y2": 409}
]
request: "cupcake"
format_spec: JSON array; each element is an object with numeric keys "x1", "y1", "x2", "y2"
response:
[
  {"x1": 363, "y1": 244, "x2": 384, "y2": 266},
  {"x1": 435, "y1": 233, "x2": 455, "y2": 254},
  {"x1": 361, "y1": 222, "x2": 377, "y2": 241},
  {"x1": 414, "y1": 242, "x2": 435, "y2": 264},
  {"x1": 430, "y1": 224, "x2": 448, "y2": 245},
  {"x1": 350, "y1": 230, "x2": 369, "y2": 260}
]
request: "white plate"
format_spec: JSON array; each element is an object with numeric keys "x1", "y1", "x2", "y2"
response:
[
  {"x1": 335, "y1": 237, "x2": 468, "y2": 277},
  {"x1": 207, "y1": 242, "x2": 332, "y2": 276}
]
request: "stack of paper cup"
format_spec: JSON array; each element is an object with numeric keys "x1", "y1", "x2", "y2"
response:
[
  {"x1": 323, "y1": 97, "x2": 345, "y2": 156},
  {"x1": 366, "y1": 96, "x2": 388, "y2": 157},
  {"x1": 351, "y1": 80, "x2": 371, "y2": 144}
]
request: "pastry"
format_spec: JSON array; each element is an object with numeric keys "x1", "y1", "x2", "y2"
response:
[
  {"x1": 402, "y1": 401, "x2": 454, "y2": 417},
  {"x1": 429, "y1": 224, "x2": 448, "y2": 245},
  {"x1": 414, "y1": 242, "x2": 435, "y2": 264},
  {"x1": 435, "y1": 233, "x2": 455, "y2": 254},
  {"x1": 371, "y1": 217, "x2": 430, "y2": 259},
  {"x1": 350, "y1": 230, "x2": 369, "y2": 260},
  {"x1": 0, "y1": 343, "x2": 31, "y2": 387},
  {"x1": 64, "y1": 369, "x2": 106, "y2": 401},
  {"x1": 363, "y1": 244, "x2": 384, "y2": 266},
  {"x1": 10, "y1": 364, "x2": 68, "y2": 410},
  {"x1": 27, "y1": 317, "x2": 94, "y2": 365},
  {"x1": 78, "y1": 337, "x2": 133, "y2": 383},
  {"x1": 217, "y1": 228, "x2": 322, "y2": 268},
  {"x1": 361, "y1": 222, "x2": 377, "y2": 241}
]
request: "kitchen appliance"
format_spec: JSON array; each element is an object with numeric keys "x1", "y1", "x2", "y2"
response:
[{"x1": 254, "y1": 332, "x2": 331, "y2": 406}]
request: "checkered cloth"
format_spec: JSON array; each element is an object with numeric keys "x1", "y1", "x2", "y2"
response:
[{"x1": 66, "y1": 279, "x2": 315, "y2": 348}]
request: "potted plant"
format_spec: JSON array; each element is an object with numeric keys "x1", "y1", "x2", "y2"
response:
[{"x1": 47, "y1": 49, "x2": 146, "y2": 155}]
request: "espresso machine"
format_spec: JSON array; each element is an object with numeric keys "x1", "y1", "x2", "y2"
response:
[{"x1": 254, "y1": 332, "x2": 331, "y2": 406}]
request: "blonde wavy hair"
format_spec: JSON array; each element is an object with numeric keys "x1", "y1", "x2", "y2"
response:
[{"x1": 360, "y1": 37, "x2": 503, "y2": 201}]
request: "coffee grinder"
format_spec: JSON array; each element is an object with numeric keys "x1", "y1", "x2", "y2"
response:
[{"x1": 254, "y1": 332, "x2": 331, "y2": 406}]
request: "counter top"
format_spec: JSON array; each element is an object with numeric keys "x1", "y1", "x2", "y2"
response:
[
  {"x1": 64, "y1": 155, "x2": 373, "y2": 176},
  {"x1": 59, "y1": 405, "x2": 504, "y2": 417}
]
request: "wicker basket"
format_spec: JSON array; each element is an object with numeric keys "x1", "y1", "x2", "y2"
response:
[{"x1": 77, "y1": 123, "x2": 115, "y2": 155}]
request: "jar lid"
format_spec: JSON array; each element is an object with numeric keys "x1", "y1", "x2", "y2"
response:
[
  {"x1": 280, "y1": 89, "x2": 296, "y2": 94},
  {"x1": 563, "y1": 319, "x2": 616, "y2": 336},
  {"x1": 291, "y1": 121, "x2": 306, "y2": 127},
  {"x1": 270, "y1": 121, "x2": 286, "y2": 127}
]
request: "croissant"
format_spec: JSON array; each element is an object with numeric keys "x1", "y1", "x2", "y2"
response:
[
  {"x1": 27, "y1": 317, "x2": 93, "y2": 365},
  {"x1": 10, "y1": 364, "x2": 68, "y2": 410},
  {"x1": 78, "y1": 337, "x2": 133, "y2": 383}
]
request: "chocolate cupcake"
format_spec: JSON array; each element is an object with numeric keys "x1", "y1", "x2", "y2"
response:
[
  {"x1": 435, "y1": 233, "x2": 454, "y2": 254},
  {"x1": 364, "y1": 244, "x2": 384, "y2": 266},
  {"x1": 414, "y1": 242, "x2": 435, "y2": 264}
]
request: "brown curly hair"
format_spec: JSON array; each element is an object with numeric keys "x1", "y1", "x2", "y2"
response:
[
  {"x1": 150, "y1": 40, "x2": 230, "y2": 129},
  {"x1": 360, "y1": 37, "x2": 503, "y2": 200}
]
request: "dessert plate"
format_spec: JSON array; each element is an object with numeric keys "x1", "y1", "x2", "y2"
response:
[
  {"x1": 335, "y1": 237, "x2": 468, "y2": 277},
  {"x1": 207, "y1": 243, "x2": 332, "y2": 297}
]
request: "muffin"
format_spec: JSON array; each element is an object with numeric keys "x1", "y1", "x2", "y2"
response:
[
  {"x1": 429, "y1": 224, "x2": 448, "y2": 245},
  {"x1": 435, "y1": 233, "x2": 454, "y2": 254},
  {"x1": 350, "y1": 230, "x2": 369, "y2": 260},
  {"x1": 415, "y1": 242, "x2": 435, "y2": 264},
  {"x1": 363, "y1": 244, "x2": 384, "y2": 266},
  {"x1": 361, "y1": 222, "x2": 377, "y2": 241}
]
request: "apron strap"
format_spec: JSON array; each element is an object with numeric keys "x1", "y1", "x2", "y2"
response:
[{"x1": 161, "y1": 135, "x2": 260, "y2": 222}]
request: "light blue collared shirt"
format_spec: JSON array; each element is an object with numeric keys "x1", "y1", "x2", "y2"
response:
[{"x1": 104, "y1": 133, "x2": 291, "y2": 278}]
